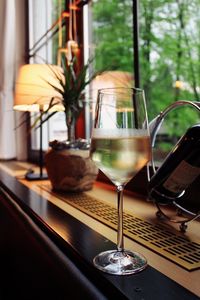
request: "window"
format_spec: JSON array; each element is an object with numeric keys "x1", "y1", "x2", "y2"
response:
[
  {"x1": 138, "y1": 1, "x2": 200, "y2": 156},
  {"x1": 28, "y1": 0, "x2": 87, "y2": 162},
  {"x1": 84, "y1": 0, "x2": 134, "y2": 140},
  {"x1": 28, "y1": 0, "x2": 135, "y2": 163},
  {"x1": 90, "y1": 1, "x2": 200, "y2": 143},
  {"x1": 28, "y1": 0, "x2": 67, "y2": 160},
  {"x1": 27, "y1": 0, "x2": 200, "y2": 164}
]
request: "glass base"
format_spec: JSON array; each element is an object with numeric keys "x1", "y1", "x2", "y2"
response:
[{"x1": 93, "y1": 249, "x2": 147, "y2": 275}]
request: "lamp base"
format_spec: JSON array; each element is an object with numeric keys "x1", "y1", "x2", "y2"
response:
[{"x1": 25, "y1": 170, "x2": 48, "y2": 181}]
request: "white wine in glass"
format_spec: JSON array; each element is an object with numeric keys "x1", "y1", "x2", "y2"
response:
[{"x1": 90, "y1": 87, "x2": 151, "y2": 275}]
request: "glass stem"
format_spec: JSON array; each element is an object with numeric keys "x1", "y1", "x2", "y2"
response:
[{"x1": 116, "y1": 185, "x2": 124, "y2": 252}]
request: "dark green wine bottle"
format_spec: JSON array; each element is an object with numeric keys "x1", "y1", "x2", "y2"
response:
[{"x1": 148, "y1": 124, "x2": 200, "y2": 204}]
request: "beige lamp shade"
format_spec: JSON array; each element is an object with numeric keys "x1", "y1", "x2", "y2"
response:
[
  {"x1": 90, "y1": 71, "x2": 134, "y2": 118},
  {"x1": 14, "y1": 64, "x2": 65, "y2": 112},
  {"x1": 91, "y1": 71, "x2": 134, "y2": 101},
  {"x1": 92, "y1": 71, "x2": 133, "y2": 92}
]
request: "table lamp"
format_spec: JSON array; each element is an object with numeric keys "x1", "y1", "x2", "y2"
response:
[{"x1": 14, "y1": 64, "x2": 64, "y2": 180}]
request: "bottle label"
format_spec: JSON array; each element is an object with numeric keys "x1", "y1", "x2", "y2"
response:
[{"x1": 163, "y1": 160, "x2": 200, "y2": 194}]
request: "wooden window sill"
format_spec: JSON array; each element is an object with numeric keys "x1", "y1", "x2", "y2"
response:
[{"x1": 0, "y1": 161, "x2": 199, "y2": 299}]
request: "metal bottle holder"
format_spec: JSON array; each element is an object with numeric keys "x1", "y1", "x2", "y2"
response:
[{"x1": 149, "y1": 100, "x2": 200, "y2": 232}]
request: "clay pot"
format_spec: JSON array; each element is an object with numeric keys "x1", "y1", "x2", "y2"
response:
[{"x1": 45, "y1": 142, "x2": 98, "y2": 192}]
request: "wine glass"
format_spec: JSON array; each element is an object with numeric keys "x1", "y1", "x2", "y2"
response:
[{"x1": 90, "y1": 87, "x2": 151, "y2": 275}]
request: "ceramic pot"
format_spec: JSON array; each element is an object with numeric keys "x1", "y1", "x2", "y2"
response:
[{"x1": 45, "y1": 139, "x2": 98, "y2": 192}]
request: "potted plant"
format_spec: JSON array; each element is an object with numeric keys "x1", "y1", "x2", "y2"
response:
[{"x1": 38, "y1": 56, "x2": 102, "y2": 192}]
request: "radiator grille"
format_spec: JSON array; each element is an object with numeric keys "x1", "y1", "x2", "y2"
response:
[{"x1": 40, "y1": 184, "x2": 200, "y2": 271}]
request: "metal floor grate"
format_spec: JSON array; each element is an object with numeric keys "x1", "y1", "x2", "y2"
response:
[{"x1": 40, "y1": 184, "x2": 200, "y2": 271}]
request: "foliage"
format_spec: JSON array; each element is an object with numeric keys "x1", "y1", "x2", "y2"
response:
[
  {"x1": 92, "y1": 0, "x2": 133, "y2": 72},
  {"x1": 92, "y1": 0, "x2": 200, "y2": 137}
]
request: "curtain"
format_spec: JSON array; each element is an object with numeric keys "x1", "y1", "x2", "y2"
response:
[{"x1": 0, "y1": 0, "x2": 27, "y2": 160}]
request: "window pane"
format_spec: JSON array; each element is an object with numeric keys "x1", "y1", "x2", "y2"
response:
[
  {"x1": 139, "y1": 1, "x2": 200, "y2": 135},
  {"x1": 92, "y1": 0, "x2": 133, "y2": 73},
  {"x1": 86, "y1": 0, "x2": 134, "y2": 137}
]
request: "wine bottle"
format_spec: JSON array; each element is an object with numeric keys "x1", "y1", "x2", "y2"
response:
[{"x1": 148, "y1": 124, "x2": 200, "y2": 204}]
